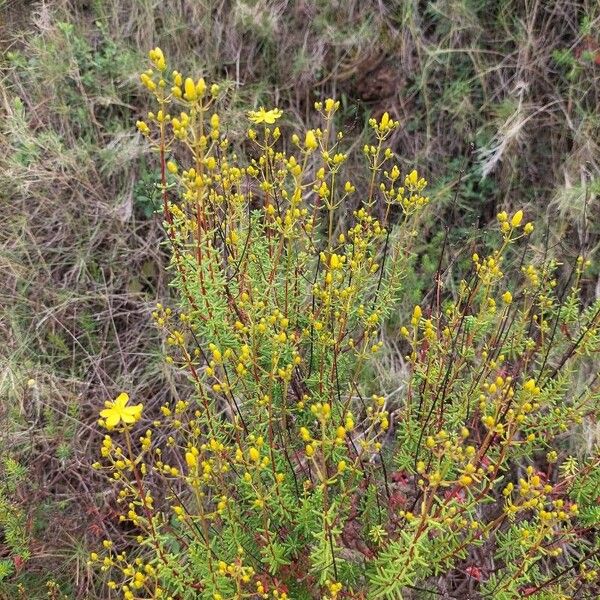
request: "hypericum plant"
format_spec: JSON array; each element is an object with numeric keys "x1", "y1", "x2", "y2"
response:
[
  {"x1": 0, "y1": 456, "x2": 30, "y2": 584},
  {"x1": 90, "y1": 49, "x2": 600, "y2": 600}
]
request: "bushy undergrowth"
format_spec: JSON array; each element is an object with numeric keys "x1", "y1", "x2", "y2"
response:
[
  {"x1": 0, "y1": 1, "x2": 599, "y2": 598},
  {"x1": 85, "y1": 50, "x2": 600, "y2": 599}
]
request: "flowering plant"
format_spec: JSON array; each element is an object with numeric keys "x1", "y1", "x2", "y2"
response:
[{"x1": 91, "y1": 49, "x2": 600, "y2": 599}]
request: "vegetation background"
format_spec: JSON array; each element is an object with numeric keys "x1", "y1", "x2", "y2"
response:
[{"x1": 0, "y1": 0, "x2": 598, "y2": 597}]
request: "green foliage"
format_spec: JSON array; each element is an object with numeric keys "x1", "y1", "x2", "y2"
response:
[{"x1": 0, "y1": 456, "x2": 30, "y2": 573}]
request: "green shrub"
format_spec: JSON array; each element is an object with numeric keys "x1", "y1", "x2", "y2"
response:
[
  {"x1": 89, "y1": 50, "x2": 600, "y2": 599},
  {"x1": 0, "y1": 456, "x2": 30, "y2": 584}
]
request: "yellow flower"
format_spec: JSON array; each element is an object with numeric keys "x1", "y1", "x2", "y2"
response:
[
  {"x1": 100, "y1": 393, "x2": 143, "y2": 429},
  {"x1": 148, "y1": 47, "x2": 166, "y2": 71},
  {"x1": 459, "y1": 474, "x2": 473, "y2": 486},
  {"x1": 185, "y1": 452, "x2": 197, "y2": 469},
  {"x1": 247, "y1": 107, "x2": 283, "y2": 125},
  {"x1": 406, "y1": 169, "x2": 418, "y2": 187},
  {"x1": 184, "y1": 77, "x2": 197, "y2": 101},
  {"x1": 511, "y1": 210, "x2": 523, "y2": 227},
  {"x1": 195, "y1": 78, "x2": 207, "y2": 98},
  {"x1": 411, "y1": 304, "x2": 422, "y2": 326},
  {"x1": 136, "y1": 120, "x2": 150, "y2": 136},
  {"x1": 324, "y1": 98, "x2": 339, "y2": 113},
  {"x1": 304, "y1": 130, "x2": 318, "y2": 151}
]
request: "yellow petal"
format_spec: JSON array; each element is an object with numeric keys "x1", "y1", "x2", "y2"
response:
[
  {"x1": 104, "y1": 413, "x2": 120, "y2": 429},
  {"x1": 114, "y1": 392, "x2": 129, "y2": 408},
  {"x1": 123, "y1": 404, "x2": 143, "y2": 421}
]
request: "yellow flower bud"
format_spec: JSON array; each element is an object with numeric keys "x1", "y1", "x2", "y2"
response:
[
  {"x1": 482, "y1": 415, "x2": 495, "y2": 428},
  {"x1": 324, "y1": 98, "x2": 337, "y2": 113},
  {"x1": 149, "y1": 47, "x2": 166, "y2": 71},
  {"x1": 511, "y1": 210, "x2": 523, "y2": 227},
  {"x1": 304, "y1": 130, "x2": 318, "y2": 151},
  {"x1": 330, "y1": 254, "x2": 342, "y2": 270},
  {"x1": 136, "y1": 120, "x2": 150, "y2": 135},
  {"x1": 196, "y1": 78, "x2": 207, "y2": 98},
  {"x1": 380, "y1": 112, "x2": 390, "y2": 130},
  {"x1": 411, "y1": 305, "x2": 422, "y2": 326},
  {"x1": 184, "y1": 78, "x2": 197, "y2": 101},
  {"x1": 185, "y1": 452, "x2": 197, "y2": 469}
]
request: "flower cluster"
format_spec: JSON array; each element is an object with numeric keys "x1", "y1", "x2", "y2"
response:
[{"x1": 91, "y1": 49, "x2": 600, "y2": 600}]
